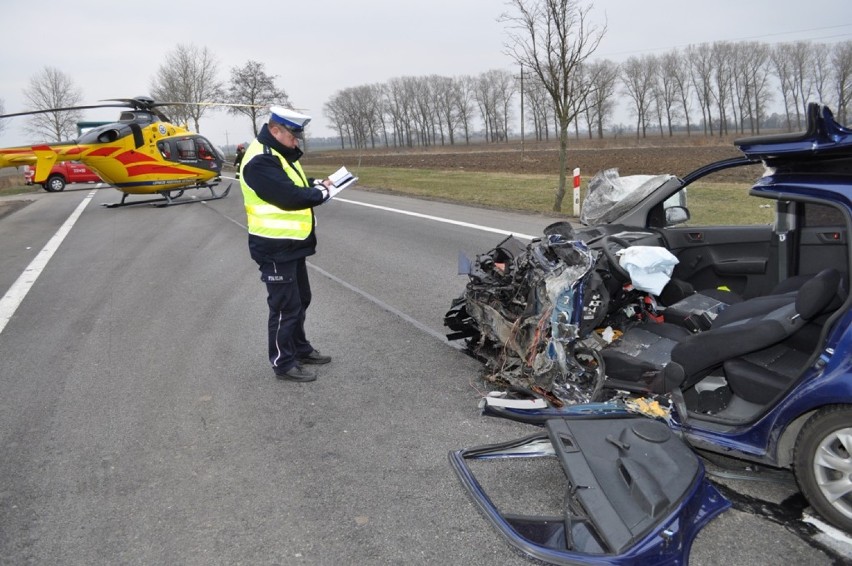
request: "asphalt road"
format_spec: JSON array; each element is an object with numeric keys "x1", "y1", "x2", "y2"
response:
[{"x1": 0, "y1": 182, "x2": 849, "y2": 565}]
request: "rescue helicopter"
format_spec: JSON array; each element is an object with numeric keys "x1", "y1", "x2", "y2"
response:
[{"x1": 0, "y1": 96, "x2": 234, "y2": 207}]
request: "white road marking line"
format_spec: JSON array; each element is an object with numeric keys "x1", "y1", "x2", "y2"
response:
[
  {"x1": 219, "y1": 175, "x2": 537, "y2": 240},
  {"x1": 308, "y1": 262, "x2": 462, "y2": 348},
  {"x1": 333, "y1": 197, "x2": 537, "y2": 240},
  {"x1": 0, "y1": 191, "x2": 96, "y2": 336}
]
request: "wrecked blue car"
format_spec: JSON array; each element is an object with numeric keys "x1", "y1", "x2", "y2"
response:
[{"x1": 445, "y1": 103, "x2": 852, "y2": 563}]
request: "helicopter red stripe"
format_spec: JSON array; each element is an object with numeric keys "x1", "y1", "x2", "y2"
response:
[
  {"x1": 114, "y1": 151, "x2": 157, "y2": 165},
  {"x1": 126, "y1": 164, "x2": 197, "y2": 175},
  {"x1": 87, "y1": 147, "x2": 122, "y2": 157}
]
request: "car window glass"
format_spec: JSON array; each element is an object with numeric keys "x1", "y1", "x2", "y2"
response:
[
  {"x1": 804, "y1": 202, "x2": 845, "y2": 226},
  {"x1": 667, "y1": 162, "x2": 773, "y2": 227}
]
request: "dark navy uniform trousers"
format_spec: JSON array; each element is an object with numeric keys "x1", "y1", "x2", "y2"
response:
[{"x1": 259, "y1": 258, "x2": 314, "y2": 373}]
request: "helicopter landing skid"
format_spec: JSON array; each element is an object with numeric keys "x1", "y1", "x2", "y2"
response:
[{"x1": 103, "y1": 182, "x2": 231, "y2": 208}]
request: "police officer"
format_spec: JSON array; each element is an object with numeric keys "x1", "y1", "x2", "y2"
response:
[{"x1": 239, "y1": 107, "x2": 336, "y2": 382}]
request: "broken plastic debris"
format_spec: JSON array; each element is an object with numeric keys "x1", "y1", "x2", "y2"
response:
[
  {"x1": 479, "y1": 395, "x2": 548, "y2": 410},
  {"x1": 624, "y1": 396, "x2": 671, "y2": 419}
]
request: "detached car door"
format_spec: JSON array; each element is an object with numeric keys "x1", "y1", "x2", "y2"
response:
[{"x1": 450, "y1": 416, "x2": 729, "y2": 565}]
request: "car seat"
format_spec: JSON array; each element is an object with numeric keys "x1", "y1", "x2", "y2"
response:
[
  {"x1": 664, "y1": 267, "x2": 843, "y2": 392},
  {"x1": 600, "y1": 268, "x2": 843, "y2": 394}
]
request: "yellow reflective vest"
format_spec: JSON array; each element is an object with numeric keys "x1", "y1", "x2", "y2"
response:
[{"x1": 240, "y1": 142, "x2": 313, "y2": 240}]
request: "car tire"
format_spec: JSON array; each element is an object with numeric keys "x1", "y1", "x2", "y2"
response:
[
  {"x1": 793, "y1": 405, "x2": 852, "y2": 532},
  {"x1": 44, "y1": 175, "x2": 66, "y2": 192}
]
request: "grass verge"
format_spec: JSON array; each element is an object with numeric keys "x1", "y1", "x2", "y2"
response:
[
  {"x1": 0, "y1": 184, "x2": 40, "y2": 198},
  {"x1": 304, "y1": 166, "x2": 775, "y2": 226},
  {"x1": 305, "y1": 166, "x2": 567, "y2": 215}
]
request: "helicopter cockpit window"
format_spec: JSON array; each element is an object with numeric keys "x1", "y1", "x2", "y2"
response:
[
  {"x1": 158, "y1": 141, "x2": 171, "y2": 159},
  {"x1": 176, "y1": 139, "x2": 197, "y2": 160},
  {"x1": 196, "y1": 138, "x2": 216, "y2": 161}
]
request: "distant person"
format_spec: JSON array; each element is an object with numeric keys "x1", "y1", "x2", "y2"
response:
[
  {"x1": 233, "y1": 144, "x2": 246, "y2": 179},
  {"x1": 239, "y1": 107, "x2": 335, "y2": 382}
]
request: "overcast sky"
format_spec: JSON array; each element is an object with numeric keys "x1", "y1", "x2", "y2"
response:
[{"x1": 1, "y1": 0, "x2": 850, "y2": 149}]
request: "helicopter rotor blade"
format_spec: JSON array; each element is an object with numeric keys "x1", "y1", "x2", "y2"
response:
[
  {"x1": 1, "y1": 96, "x2": 309, "y2": 121},
  {"x1": 0, "y1": 104, "x2": 129, "y2": 119}
]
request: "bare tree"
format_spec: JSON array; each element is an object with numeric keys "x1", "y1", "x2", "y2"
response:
[
  {"x1": 226, "y1": 60, "x2": 289, "y2": 137},
  {"x1": 688, "y1": 44, "x2": 716, "y2": 135},
  {"x1": 711, "y1": 42, "x2": 735, "y2": 136},
  {"x1": 323, "y1": 98, "x2": 348, "y2": 149},
  {"x1": 453, "y1": 76, "x2": 477, "y2": 144},
  {"x1": 358, "y1": 84, "x2": 385, "y2": 148},
  {"x1": 431, "y1": 76, "x2": 460, "y2": 145},
  {"x1": 501, "y1": 0, "x2": 606, "y2": 212},
  {"x1": 150, "y1": 44, "x2": 223, "y2": 133},
  {"x1": 771, "y1": 41, "x2": 818, "y2": 130},
  {"x1": 654, "y1": 53, "x2": 682, "y2": 136},
  {"x1": 0, "y1": 99, "x2": 6, "y2": 136},
  {"x1": 787, "y1": 41, "x2": 817, "y2": 128},
  {"x1": 734, "y1": 42, "x2": 772, "y2": 134},
  {"x1": 831, "y1": 41, "x2": 852, "y2": 124},
  {"x1": 665, "y1": 49, "x2": 694, "y2": 135},
  {"x1": 22, "y1": 66, "x2": 83, "y2": 142},
  {"x1": 494, "y1": 70, "x2": 517, "y2": 142},
  {"x1": 568, "y1": 64, "x2": 589, "y2": 139},
  {"x1": 770, "y1": 43, "x2": 796, "y2": 129},
  {"x1": 473, "y1": 70, "x2": 506, "y2": 143},
  {"x1": 524, "y1": 74, "x2": 553, "y2": 140},
  {"x1": 384, "y1": 77, "x2": 413, "y2": 147},
  {"x1": 588, "y1": 60, "x2": 620, "y2": 139},
  {"x1": 410, "y1": 77, "x2": 435, "y2": 146},
  {"x1": 812, "y1": 43, "x2": 832, "y2": 109},
  {"x1": 621, "y1": 54, "x2": 656, "y2": 137}
]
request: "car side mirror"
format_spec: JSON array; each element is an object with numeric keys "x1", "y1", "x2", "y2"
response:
[{"x1": 665, "y1": 206, "x2": 690, "y2": 226}]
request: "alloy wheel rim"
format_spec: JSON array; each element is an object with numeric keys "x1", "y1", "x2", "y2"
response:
[{"x1": 813, "y1": 426, "x2": 852, "y2": 520}]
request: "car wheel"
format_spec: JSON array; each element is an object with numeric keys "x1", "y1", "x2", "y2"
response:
[
  {"x1": 45, "y1": 175, "x2": 66, "y2": 192},
  {"x1": 794, "y1": 406, "x2": 852, "y2": 532}
]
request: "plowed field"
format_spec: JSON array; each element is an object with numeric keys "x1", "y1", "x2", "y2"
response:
[{"x1": 307, "y1": 135, "x2": 751, "y2": 181}]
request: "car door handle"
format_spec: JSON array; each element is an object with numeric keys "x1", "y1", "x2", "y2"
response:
[
  {"x1": 817, "y1": 231, "x2": 844, "y2": 243},
  {"x1": 687, "y1": 232, "x2": 704, "y2": 242}
]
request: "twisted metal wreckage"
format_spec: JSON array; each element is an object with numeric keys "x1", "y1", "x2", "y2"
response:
[
  {"x1": 444, "y1": 217, "x2": 677, "y2": 413},
  {"x1": 446, "y1": 228, "x2": 601, "y2": 401}
]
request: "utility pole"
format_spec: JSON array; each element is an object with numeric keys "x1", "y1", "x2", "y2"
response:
[{"x1": 520, "y1": 64, "x2": 525, "y2": 160}]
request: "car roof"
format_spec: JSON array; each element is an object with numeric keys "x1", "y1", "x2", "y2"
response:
[{"x1": 735, "y1": 103, "x2": 852, "y2": 164}]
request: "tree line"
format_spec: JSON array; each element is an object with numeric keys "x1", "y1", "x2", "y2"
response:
[
  {"x1": 324, "y1": 39, "x2": 852, "y2": 150},
  {"x1": 4, "y1": 38, "x2": 851, "y2": 154}
]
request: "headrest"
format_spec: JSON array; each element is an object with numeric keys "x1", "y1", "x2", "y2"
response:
[{"x1": 796, "y1": 268, "x2": 841, "y2": 320}]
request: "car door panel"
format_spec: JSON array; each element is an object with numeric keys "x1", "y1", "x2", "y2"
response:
[
  {"x1": 797, "y1": 226, "x2": 848, "y2": 279},
  {"x1": 661, "y1": 225, "x2": 776, "y2": 298}
]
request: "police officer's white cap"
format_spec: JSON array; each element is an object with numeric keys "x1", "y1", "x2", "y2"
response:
[{"x1": 269, "y1": 106, "x2": 311, "y2": 132}]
